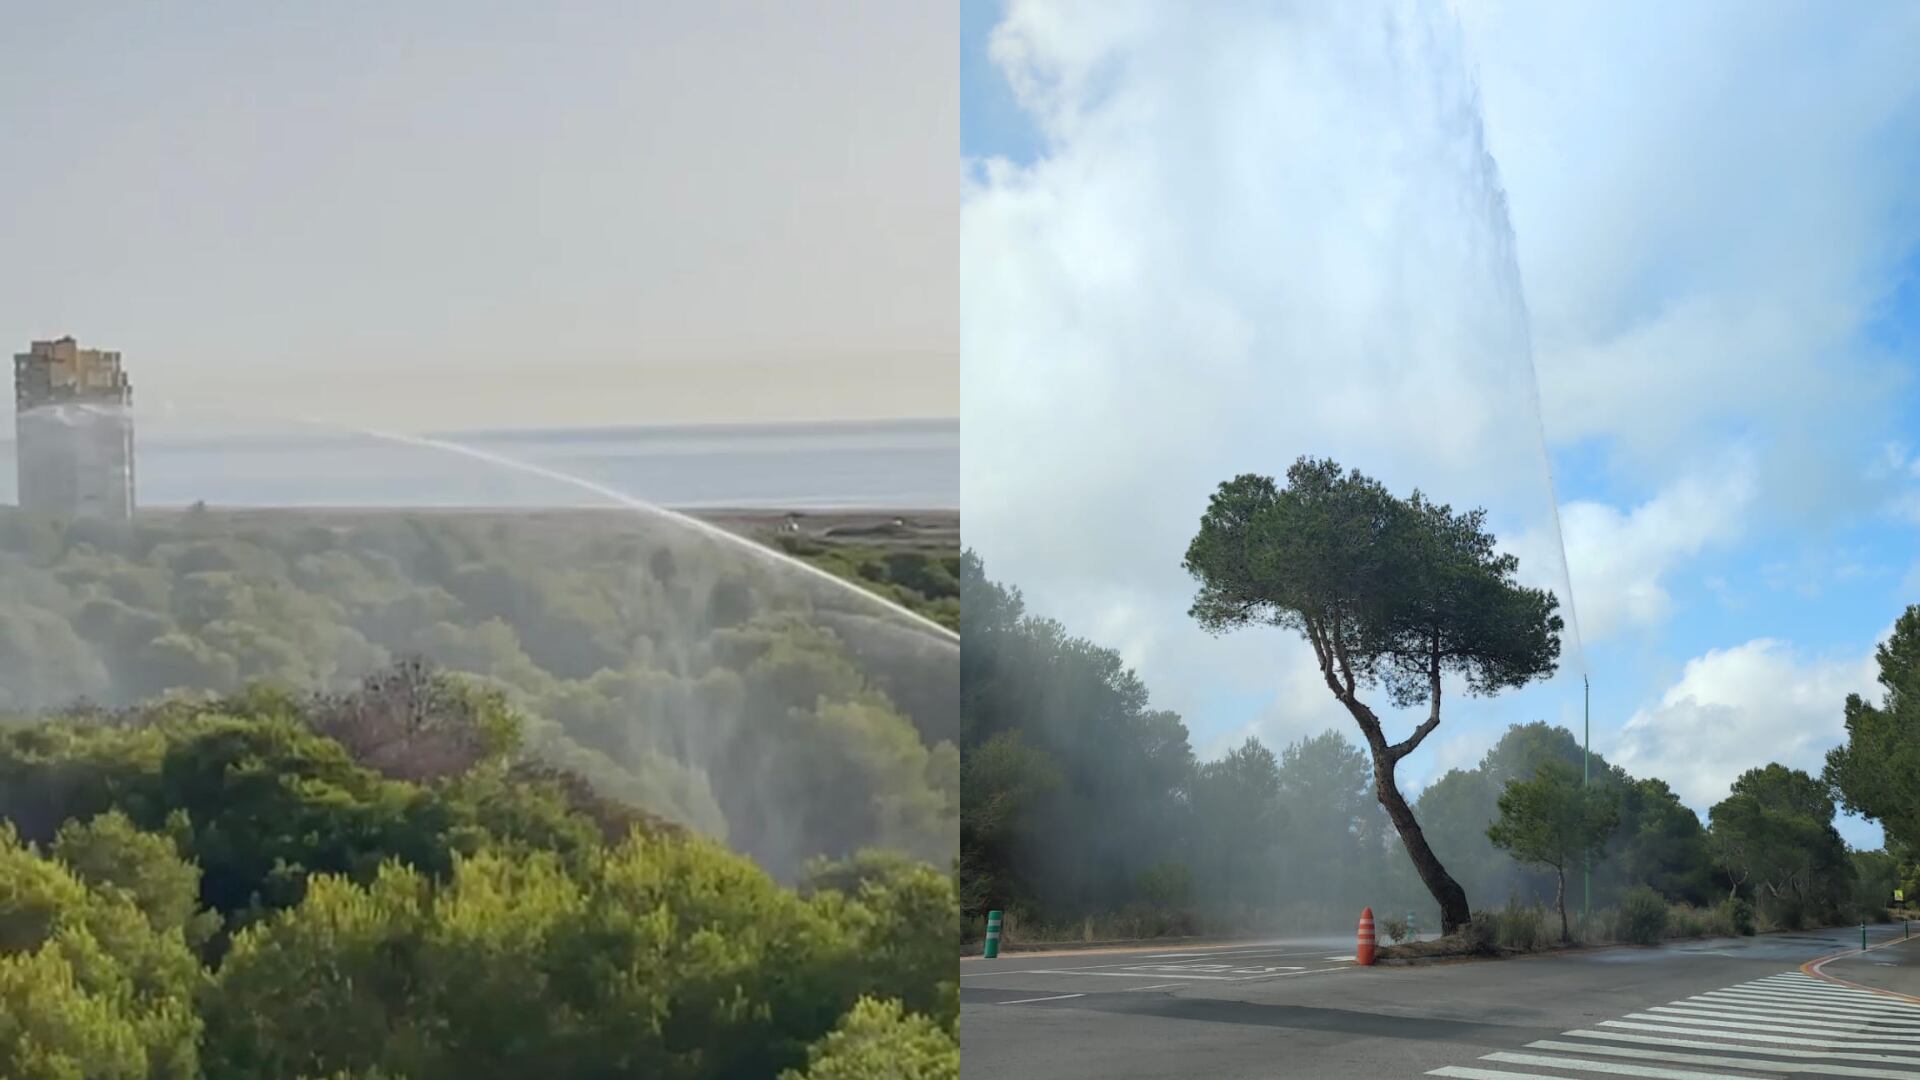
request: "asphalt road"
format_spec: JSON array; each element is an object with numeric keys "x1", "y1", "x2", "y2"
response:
[{"x1": 961, "y1": 922, "x2": 1920, "y2": 1079}]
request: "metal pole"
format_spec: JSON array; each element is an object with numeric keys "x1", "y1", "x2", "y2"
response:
[{"x1": 1583, "y1": 675, "x2": 1591, "y2": 921}]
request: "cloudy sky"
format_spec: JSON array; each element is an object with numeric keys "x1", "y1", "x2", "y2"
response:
[
  {"x1": 961, "y1": 0, "x2": 1920, "y2": 847},
  {"x1": 0, "y1": 1, "x2": 956, "y2": 432}
]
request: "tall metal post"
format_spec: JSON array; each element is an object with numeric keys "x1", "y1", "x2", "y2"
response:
[{"x1": 1583, "y1": 675, "x2": 1591, "y2": 920}]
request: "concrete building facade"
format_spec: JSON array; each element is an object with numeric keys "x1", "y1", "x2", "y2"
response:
[{"x1": 14, "y1": 337, "x2": 136, "y2": 520}]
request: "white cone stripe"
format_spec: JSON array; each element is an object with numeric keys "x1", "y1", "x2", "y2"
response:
[
  {"x1": 1564, "y1": 1028, "x2": 1920, "y2": 1067},
  {"x1": 1622, "y1": 1011, "x2": 1920, "y2": 1041},
  {"x1": 1650, "y1": 1004, "x2": 1920, "y2": 1032},
  {"x1": 1672, "y1": 998, "x2": 1920, "y2": 1029},
  {"x1": 1529, "y1": 1038, "x2": 1920, "y2": 1079},
  {"x1": 1486, "y1": 1049, "x2": 1796, "y2": 1080},
  {"x1": 1599, "y1": 1019, "x2": 1920, "y2": 1052}
]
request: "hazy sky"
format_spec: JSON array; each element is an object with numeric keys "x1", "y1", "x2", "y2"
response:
[{"x1": 0, "y1": 2, "x2": 956, "y2": 431}]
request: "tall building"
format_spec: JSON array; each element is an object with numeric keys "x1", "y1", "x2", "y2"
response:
[{"x1": 14, "y1": 337, "x2": 136, "y2": 520}]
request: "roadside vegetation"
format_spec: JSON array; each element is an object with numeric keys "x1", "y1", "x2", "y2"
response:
[
  {"x1": 960, "y1": 458, "x2": 1916, "y2": 955},
  {"x1": 0, "y1": 506, "x2": 958, "y2": 879},
  {"x1": 0, "y1": 661, "x2": 958, "y2": 1079},
  {"x1": 0, "y1": 507, "x2": 962, "y2": 1076}
]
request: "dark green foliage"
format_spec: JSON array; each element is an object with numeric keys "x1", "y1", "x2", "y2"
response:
[
  {"x1": 1826, "y1": 605, "x2": 1920, "y2": 851},
  {"x1": 0, "y1": 677, "x2": 957, "y2": 1078},
  {"x1": 1618, "y1": 886, "x2": 1670, "y2": 945},
  {"x1": 1487, "y1": 759, "x2": 1620, "y2": 941},
  {"x1": 1709, "y1": 764, "x2": 1853, "y2": 925},
  {"x1": 1721, "y1": 896, "x2": 1756, "y2": 936}
]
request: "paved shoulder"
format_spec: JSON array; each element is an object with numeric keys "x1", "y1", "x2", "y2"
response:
[{"x1": 1427, "y1": 970, "x2": 1920, "y2": 1079}]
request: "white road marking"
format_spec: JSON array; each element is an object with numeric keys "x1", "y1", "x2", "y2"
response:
[
  {"x1": 1529, "y1": 1038, "x2": 1920, "y2": 1079},
  {"x1": 996, "y1": 993, "x2": 1085, "y2": 1005},
  {"x1": 1484, "y1": 1050, "x2": 1765, "y2": 1079},
  {"x1": 1022, "y1": 969, "x2": 1240, "y2": 980},
  {"x1": 1696, "y1": 990, "x2": 1920, "y2": 1017},
  {"x1": 1685, "y1": 993, "x2": 1920, "y2": 1023},
  {"x1": 1561, "y1": 1028, "x2": 1920, "y2": 1067},
  {"x1": 1436, "y1": 1060, "x2": 1582, "y2": 1068},
  {"x1": 1647, "y1": 1003, "x2": 1915, "y2": 1032},
  {"x1": 1124, "y1": 982, "x2": 1184, "y2": 992},
  {"x1": 1431, "y1": 971, "x2": 1920, "y2": 1080}
]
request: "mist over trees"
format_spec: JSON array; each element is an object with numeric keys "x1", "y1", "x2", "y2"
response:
[
  {"x1": 0, "y1": 666, "x2": 958, "y2": 1079},
  {"x1": 0, "y1": 507, "x2": 958, "y2": 879},
  {"x1": 961, "y1": 550, "x2": 1879, "y2": 943}
]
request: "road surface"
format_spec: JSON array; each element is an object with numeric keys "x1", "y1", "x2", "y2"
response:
[{"x1": 961, "y1": 923, "x2": 1920, "y2": 1078}]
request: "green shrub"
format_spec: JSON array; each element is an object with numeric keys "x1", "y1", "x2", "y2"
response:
[
  {"x1": 1381, "y1": 916, "x2": 1409, "y2": 944},
  {"x1": 1619, "y1": 886, "x2": 1669, "y2": 945},
  {"x1": 1461, "y1": 911, "x2": 1499, "y2": 954},
  {"x1": 1721, "y1": 897, "x2": 1755, "y2": 936},
  {"x1": 1667, "y1": 904, "x2": 1705, "y2": 939},
  {"x1": 1497, "y1": 905, "x2": 1546, "y2": 951}
]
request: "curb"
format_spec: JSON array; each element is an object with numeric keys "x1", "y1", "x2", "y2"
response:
[{"x1": 1800, "y1": 928, "x2": 1920, "y2": 1005}]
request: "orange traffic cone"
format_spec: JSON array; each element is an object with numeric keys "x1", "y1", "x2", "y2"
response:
[{"x1": 1357, "y1": 907, "x2": 1376, "y2": 966}]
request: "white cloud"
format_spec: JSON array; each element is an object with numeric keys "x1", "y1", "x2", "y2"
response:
[
  {"x1": 1609, "y1": 639, "x2": 1878, "y2": 811},
  {"x1": 1509, "y1": 453, "x2": 1757, "y2": 643},
  {"x1": 962, "y1": 0, "x2": 1920, "y2": 752}
]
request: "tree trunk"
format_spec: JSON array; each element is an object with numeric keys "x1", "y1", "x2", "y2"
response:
[
  {"x1": 1556, "y1": 867, "x2": 1570, "y2": 943},
  {"x1": 1373, "y1": 757, "x2": 1471, "y2": 935}
]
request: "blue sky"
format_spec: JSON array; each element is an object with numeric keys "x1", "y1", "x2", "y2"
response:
[{"x1": 960, "y1": 0, "x2": 1920, "y2": 849}]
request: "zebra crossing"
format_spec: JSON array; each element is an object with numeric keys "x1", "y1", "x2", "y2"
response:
[{"x1": 1426, "y1": 971, "x2": 1920, "y2": 1079}]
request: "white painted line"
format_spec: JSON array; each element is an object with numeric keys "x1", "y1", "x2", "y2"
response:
[
  {"x1": 1324, "y1": 955, "x2": 1358, "y2": 961},
  {"x1": 1649, "y1": 1004, "x2": 1899, "y2": 1031},
  {"x1": 1598, "y1": 1019, "x2": 1920, "y2": 1053},
  {"x1": 1428, "y1": 1067, "x2": 1567, "y2": 1080},
  {"x1": 1226, "y1": 965, "x2": 1357, "y2": 982},
  {"x1": 1485, "y1": 1049, "x2": 1767, "y2": 1080},
  {"x1": 1762, "y1": 976, "x2": 1920, "y2": 1003},
  {"x1": 1713, "y1": 984, "x2": 1920, "y2": 1007},
  {"x1": 1621, "y1": 1011, "x2": 1920, "y2": 1041},
  {"x1": 996, "y1": 993, "x2": 1086, "y2": 1006},
  {"x1": 1529, "y1": 1038, "x2": 1920, "y2": 1079},
  {"x1": 1699, "y1": 989, "x2": 1920, "y2": 1017},
  {"x1": 1564, "y1": 1028, "x2": 1920, "y2": 1067},
  {"x1": 1672, "y1": 998, "x2": 1920, "y2": 1029},
  {"x1": 1023, "y1": 970, "x2": 1238, "y2": 980},
  {"x1": 1707, "y1": 985, "x2": 1920, "y2": 1009},
  {"x1": 1125, "y1": 983, "x2": 1184, "y2": 992}
]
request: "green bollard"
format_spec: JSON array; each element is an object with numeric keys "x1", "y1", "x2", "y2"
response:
[{"x1": 984, "y1": 910, "x2": 1003, "y2": 959}]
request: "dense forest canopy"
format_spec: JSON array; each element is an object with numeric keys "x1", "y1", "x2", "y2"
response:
[
  {"x1": 961, "y1": 550, "x2": 1895, "y2": 941},
  {"x1": 0, "y1": 506, "x2": 962, "y2": 1077},
  {"x1": 0, "y1": 506, "x2": 959, "y2": 879}
]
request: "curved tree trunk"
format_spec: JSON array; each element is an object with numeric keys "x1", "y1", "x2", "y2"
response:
[
  {"x1": 1555, "y1": 867, "x2": 1569, "y2": 943},
  {"x1": 1372, "y1": 756, "x2": 1471, "y2": 935}
]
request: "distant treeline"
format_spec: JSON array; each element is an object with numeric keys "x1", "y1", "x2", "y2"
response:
[
  {"x1": 0, "y1": 661, "x2": 958, "y2": 1080},
  {"x1": 961, "y1": 551, "x2": 1909, "y2": 941},
  {"x1": 0, "y1": 507, "x2": 959, "y2": 880}
]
